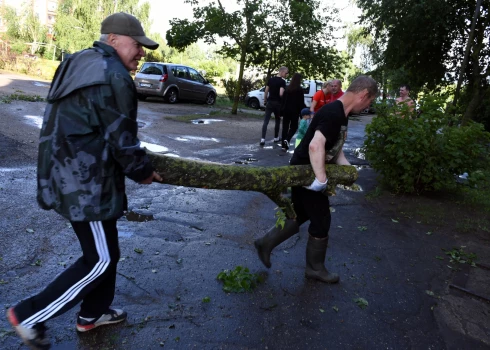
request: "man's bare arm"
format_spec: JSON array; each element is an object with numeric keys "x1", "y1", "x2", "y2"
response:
[{"x1": 308, "y1": 130, "x2": 327, "y2": 182}]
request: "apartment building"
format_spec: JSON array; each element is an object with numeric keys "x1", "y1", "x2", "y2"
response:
[{"x1": 0, "y1": 0, "x2": 58, "y2": 34}]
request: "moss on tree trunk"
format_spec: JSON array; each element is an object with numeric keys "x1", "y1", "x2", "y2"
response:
[{"x1": 148, "y1": 152, "x2": 358, "y2": 219}]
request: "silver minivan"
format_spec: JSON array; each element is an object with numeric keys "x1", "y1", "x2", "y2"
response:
[{"x1": 134, "y1": 62, "x2": 217, "y2": 105}]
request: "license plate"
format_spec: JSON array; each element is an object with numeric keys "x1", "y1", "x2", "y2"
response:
[{"x1": 139, "y1": 83, "x2": 151, "y2": 88}]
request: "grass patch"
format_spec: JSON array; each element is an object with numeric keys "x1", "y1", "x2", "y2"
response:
[
  {"x1": 214, "y1": 95, "x2": 234, "y2": 108},
  {"x1": 0, "y1": 93, "x2": 45, "y2": 103},
  {"x1": 165, "y1": 114, "x2": 204, "y2": 123},
  {"x1": 37, "y1": 58, "x2": 59, "y2": 80}
]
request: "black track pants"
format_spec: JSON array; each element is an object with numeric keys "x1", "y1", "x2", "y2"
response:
[{"x1": 14, "y1": 220, "x2": 120, "y2": 328}]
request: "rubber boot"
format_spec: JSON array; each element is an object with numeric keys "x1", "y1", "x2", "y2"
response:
[
  {"x1": 305, "y1": 235, "x2": 340, "y2": 283},
  {"x1": 254, "y1": 219, "x2": 299, "y2": 268}
]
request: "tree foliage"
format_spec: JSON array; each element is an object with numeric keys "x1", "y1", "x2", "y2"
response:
[
  {"x1": 1, "y1": 3, "x2": 47, "y2": 54},
  {"x1": 54, "y1": 0, "x2": 152, "y2": 53},
  {"x1": 364, "y1": 96, "x2": 490, "y2": 193},
  {"x1": 166, "y1": 0, "x2": 346, "y2": 114},
  {"x1": 356, "y1": 0, "x2": 490, "y2": 124}
]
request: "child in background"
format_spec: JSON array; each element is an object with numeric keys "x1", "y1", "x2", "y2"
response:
[{"x1": 295, "y1": 109, "x2": 314, "y2": 148}]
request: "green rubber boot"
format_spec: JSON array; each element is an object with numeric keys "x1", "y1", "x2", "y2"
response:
[
  {"x1": 305, "y1": 235, "x2": 340, "y2": 283},
  {"x1": 254, "y1": 219, "x2": 299, "y2": 268}
]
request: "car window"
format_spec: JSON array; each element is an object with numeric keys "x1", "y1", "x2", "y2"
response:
[
  {"x1": 172, "y1": 66, "x2": 188, "y2": 79},
  {"x1": 140, "y1": 63, "x2": 164, "y2": 75},
  {"x1": 316, "y1": 82, "x2": 323, "y2": 92},
  {"x1": 260, "y1": 87, "x2": 265, "y2": 92},
  {"x1": 188, "y1": 68, "x2": 205, "y2": 83},
  {"x1": 301, "y1": 82, "x2": 310, "y2": 94}
]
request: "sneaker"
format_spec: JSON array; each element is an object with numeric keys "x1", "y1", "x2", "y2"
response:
[
  {"x1": 76, "y1": 308, "x2": 127, "y2": 333},
  {"x1": 259, "y1": 138, "x2": 265, "y2": 146},
  {"x1": 282, "y1": 140, "x2": 289, "y2": 150},
  {"x1": 273, "y1": 137, "x2": 281, "y2": 142},
  {"x1": 6, "y1": 307, "x2": 51, "y2": 350}
]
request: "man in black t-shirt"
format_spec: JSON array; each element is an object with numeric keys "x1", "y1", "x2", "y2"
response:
[
  {"x1": 255, "y1": 76, "x2": 378, "y2": 283},
  {"x1": 260, "y1": 66, "x2": 288, "y2": 146}
]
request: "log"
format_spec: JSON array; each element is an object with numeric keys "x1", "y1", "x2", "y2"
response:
[{"x1": 147, "y1": 152, "x2": 358, "y2": 219}]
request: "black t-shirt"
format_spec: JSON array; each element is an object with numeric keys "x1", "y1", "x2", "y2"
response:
[
  {"x1": 290, "y1": 100, "x2": 348, "y2": 165},
  {"x1": 266, "y1": 76, "x2": 286, "y2": 101}
]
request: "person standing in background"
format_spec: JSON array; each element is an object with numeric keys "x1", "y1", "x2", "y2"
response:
[
  {"x1": 325, "y1": 79, "x2": 344, "y2": 104},
  {"x1": 280, "y1": 72, "x2": 306, "y2": 151},
  {"x1": 301, "y1": 81, "x2": 332, "y2": 118},
  {"x1": 395, "y1": 84, "x2": 415, "y2": 116},
  {"x1": 260, "y1": 66, "x2": 288, "y2": 146}
]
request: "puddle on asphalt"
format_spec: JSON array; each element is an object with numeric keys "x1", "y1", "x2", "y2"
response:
[
  {"x1": 140, "y1": 141, "x2": 169, "y2": 153},
  {"x1": 0, "y1": 167, "x2": 25, "y2": 172},
  {"x1": 337, "y1": 184, "x2": 363, "y2": 192},
  {"x1": 118, "y1": 231, "x2": 134, "y2": 238},
  {"x1": 33, "y1": 82, "x2": 49, "y2": 87},
  {"x1": 174, "y1": 135, "x2": 219, "y2": 143},
  {"x1": 125, "y1": 211, "x2": 154, "y2": 222},
  {"x1": 24, "y1": 115, "x2": 43, "y2": 128},
  {"x1": 234, "y1": 154, "x2": 258, "y2": 165},
  {"x1": 353, "y1": 148, "x2": 366, "y2": 160},
  {"x1": 355, "y1": 165, "x2": 372, "y2": 170},
  {"x1": 191, "y1": 118, "x2": 224, "y2": 125}
]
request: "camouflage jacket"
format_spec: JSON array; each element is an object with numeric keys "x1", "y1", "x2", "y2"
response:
[{"x1": 37, "y1": 41, "x2": 154, "y2": 222}]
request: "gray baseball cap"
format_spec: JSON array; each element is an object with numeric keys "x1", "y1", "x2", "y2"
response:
[{"x1": 101, "y1": 12, "x2": 159, "y2": 50}]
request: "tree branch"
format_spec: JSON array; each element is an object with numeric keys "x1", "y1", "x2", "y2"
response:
[{"x1": 148, "y1": 152, "x2": 358, "y2": 219}]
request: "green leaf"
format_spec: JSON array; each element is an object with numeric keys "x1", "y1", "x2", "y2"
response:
[
  {"x1": 202, "y1": 296, "x2": 211, "y2": 303},
  {"x1": 134, "y1": 248, "x2": 143, "y2": 254},
  {"x1": 216, "y1": 266, "x2": 262, "y2": 293},
  {"x1": 391, "y1": 219, "x2": 398, "y2": 223},
  {"x1": 332, "y1": 306, "x2": 339, "y2": 312},
  {"x1": 354, "y1": 297, "x2": 368, "y2": 309},
  {"x1": 425, "y1": 290, "x2": 435, "y2": 296}
]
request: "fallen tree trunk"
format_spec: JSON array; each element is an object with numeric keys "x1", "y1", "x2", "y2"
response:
[{"x1": 148, "y1": 152, "x2": 358, "y2": 219}]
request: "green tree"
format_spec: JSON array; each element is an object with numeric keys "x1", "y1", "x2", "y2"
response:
[
  {"x1": 54, "y1": 0, "x2": 152, "y2": 54},
  {"x1": 167, "y1": 0, "x2": 346, "y2": 114},
  {"x1": 1, "y1": 1, "x2": 47, "y2": 54},
  {"x1": 167, "y1": 0, "x2": 267, "y2": 114},
  {"x1": 356, "y1": 0, "x2": 490, "y2": 125}
]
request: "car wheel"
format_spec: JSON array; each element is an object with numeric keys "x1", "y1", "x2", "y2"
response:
[
  {"x1": 248, "y1": 98, "x2": 260, "y2": 109},
  {"x1": 137, "y1": 94, "x2": 147, "y2": 101},
  {"x1": 205, "y1": 92, "x2": 216, "y2": 105},
  {"x1": 165, "y1": 89, "x2": 178, "y2": 104}
]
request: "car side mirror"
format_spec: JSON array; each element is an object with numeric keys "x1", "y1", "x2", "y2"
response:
[{"x1": 203, "y1": 79, "x2": 209, "y2": 84}]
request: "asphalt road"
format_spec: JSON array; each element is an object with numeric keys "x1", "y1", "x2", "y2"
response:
[{"x1": 0, "y1": 71, "x2": 489, "y2": 350}]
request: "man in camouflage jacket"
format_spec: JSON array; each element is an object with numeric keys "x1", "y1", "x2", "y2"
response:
[{"x1": 7, "y1": 13, "x2": 162, "y2": 349}]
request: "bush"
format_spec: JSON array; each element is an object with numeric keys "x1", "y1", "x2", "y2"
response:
[
  {"x1": 363, "y1": 95, "x2": 490, "y2": 193},
  {"x1": 221, "y1": 76, "x2": 262, "y2": 101}
]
